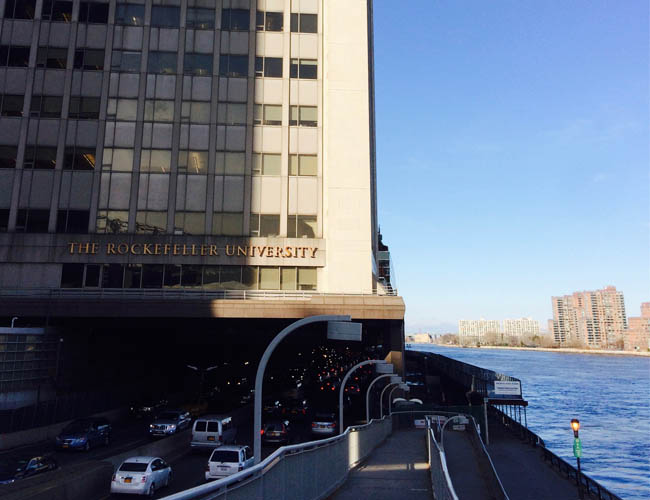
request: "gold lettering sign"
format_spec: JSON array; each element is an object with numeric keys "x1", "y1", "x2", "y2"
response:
[{"x1": 67, "y1": 241, "x2": 318, "y2": 259}]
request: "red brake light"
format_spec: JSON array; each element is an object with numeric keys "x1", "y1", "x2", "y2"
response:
[
  {"x1": 331, "y1": 386, "x2": 335, "y2": 391},
  {"x1": 311, "y1": 422, "x2": 317, "y2": 428},
  {"x1": 260, "y1": 429, "x2": 264, "y2": 435}
]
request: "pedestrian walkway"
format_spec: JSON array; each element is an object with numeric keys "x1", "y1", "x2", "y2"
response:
[
  {"x1": 443, "y1": 430, "x2": 492, "y2": 500},
  {"x1": 486, "y1": 424, "x2": 580, "y2": 500},
  {"x1": 328, "y1": 428, "x2": 431, "y2": 500}
]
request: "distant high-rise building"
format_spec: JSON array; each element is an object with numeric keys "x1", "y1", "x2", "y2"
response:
[
  {"x1": 551, "y1": 286, "x2": 627, "y2": 348},
  {"x1": 624, "y1": 302, "x2": 650, "y2": 351},
  {"x1": 503, "y1": 318, "x2": 540, "y2": 337},
  {"x1": 458, "y1": 319, "x2": 500, "y2": 340}
]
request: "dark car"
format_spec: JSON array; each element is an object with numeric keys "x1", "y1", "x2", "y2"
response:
[
  {"x1": 0, "y1": 455, "x2": 57, "y2": 484},
  {"x1": 55, "y1": 417, "x2": 112, "y2": 451},
  {"x1": 281, "y1": 399, "x2": 310, "y2": 421},
  {"x1": 261, "y1": 420, "x2": 291, "y2": 445},
  {"x1": 129, "y1": 397, "x2": 168, "y2": 419}
]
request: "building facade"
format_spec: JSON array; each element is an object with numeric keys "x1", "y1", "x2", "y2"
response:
[
  {"x1": 551, "y1": 286, "x2": 627, "y2": 348},
  {"x1": 624, "y1": 302, "x2": 650, "y2": 352},
  {"x1": 458, "y1": 319, "x2": 500, "y2": 342},
  {"x1": 503, "y1": 317, "x2": 540, "y2": 338},
  {"x1": 0, "y1": 0, "x2": 388, "y2": 296}
]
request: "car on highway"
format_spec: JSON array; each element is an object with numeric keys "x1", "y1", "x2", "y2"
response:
[
  {"x1": 129, "y1": 397, "x2": 168, "y2": 419},
  {"x1": 55, "y1": 417, "x2": 112, "y2": 451},
  {"x1": 205, "y1": 445, "x2": 254, "y2": 480},
  {"x1": 149, "y1": 410, "x2": 191, "y2": 437},
  {"x1": 280, "y1": 399, "x2": 309, "y2": 421},
  {"x1": 110, "y1": 456, "x2": 172, "y2": 496},
  {"x1": 191, "y1": 415, "x2": 236, "y2": 450},
  {"x1": 0, "y1": 455, "x2": 57, "y2": 484},
  {"x1": 261, "y1": 420, "x2": 291, "y2": 445},
  {"x1": 310, "y1": 412, "x2": 337, "y2": 436}
]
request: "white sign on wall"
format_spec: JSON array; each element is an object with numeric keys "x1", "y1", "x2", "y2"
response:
[{"x1": 494, "y1": 381, "x2": 521, "y2": 396}]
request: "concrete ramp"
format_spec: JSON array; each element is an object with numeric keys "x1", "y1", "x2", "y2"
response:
[
  {"x1": 444, "y1": 430, "x2": 494, "y2": 500},
  {"x1": 328, "y1": 429, "x2": 431, "y2": 500}
]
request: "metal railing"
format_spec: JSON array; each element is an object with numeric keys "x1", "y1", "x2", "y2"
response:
[
  {"x1": 0, "y1": 286, "x2": 399, "y2": 300},
  {"x1": 490, "y1": 406, "x2": 622, "y2": 500},
  {"x1": 160, "y1": 416, "x2": 392, "y2": 500},
  {"x1": 425, "y1": 415, "x2": 459, "y2": 500},
  {"x1": 465, "y1": 413, "x2": 509, "y2": 500}
]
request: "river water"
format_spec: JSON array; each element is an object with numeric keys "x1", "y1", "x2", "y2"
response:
[{"x1": 410, "y1": 345, "x2": 650, "y2": 500}]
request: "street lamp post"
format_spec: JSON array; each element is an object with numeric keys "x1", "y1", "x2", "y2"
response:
[
  {"x1": 571, "y1": 419, "x2": 584, "y2": 499},
  {"x1": 365, "y1": 374, "x2": 401, "y2": 422},
  {"x1": 254, "y1": 315, "x2": 358, "y2": 464},
  {"x1": 10, "y1": 317, "x2": 18, "y2": 328},
  {"x1": 379, "y1": 378, "x2": 403, "y2": 419},
  {"x1": 338, "y1": 359, "x2": 390, "y2": 435}
]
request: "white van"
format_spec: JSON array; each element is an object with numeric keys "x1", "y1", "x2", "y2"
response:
[{"x1": 191, "y1": 415, "x2": 236, "y2": 450}]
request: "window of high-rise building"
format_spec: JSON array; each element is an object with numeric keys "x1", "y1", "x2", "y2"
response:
[
  {"x1": 24, "y1": 146, "x2": 57, "y2": 169},
  {"x1": 289, "y1": 155, "x2": 317, "y2": 176},
  {"x1": 290, "y1": 59, "x2": 317, "y2": 79},
  {"x1": 0, "y1": 95, "x2": 24, "y2": 117},
  {"x1": 184, "y1": 53, "x2": 212, "y2": 76},
  {"x1": 73, "y1": 49, "x2": 104, "y2": 70},
  {"x1": 36, "y1": 47, "x2": 67, "y2": 68},
  {"x1": 148, "y1": 52, "x2": 177, "y2": 75},
  {"x1": 250, "y1": 214, "x2": 280, "y2": 237},
  {"x1": 290, "y1": 13, "x2": 317, "y2": 33},
  {"x1": 1, "y1": 46, "x2": 31, "y2": 67},
  {"x1": 219, "y1": 55, "x2": 248, "y2": 78},
  {"x1": 253, "y1": 104, "x2": 282, "y2": 126},
  {"x1": 68, "y1": 97, "x2": 100, "y2": 119},
  {"x1": 252, "y1": 154, "x2": 281, "y2": 175},
  {"x1": 255, "y1": 57, "x2": 283, "y2": 78},
  {"x1": 63, "y1": 147, "x2": 96, "y2": 170},
  {"x1": 221, "y1": 9, "x2": 250, "y2": 31},
  {"x1": 16, "y1": 209, "x2": 50, "y2": 233},
  {"x1": 42, "y1": 1, "x2": 73, "y2": 22},
  {"x1": 288, "y1": 215, "x2": 317, "y2": 238},
  {"x1": 256, "y1": 11, "x2": 283, "y2": 32},
  {"x1": 115, "y1": 4, "x2": 144, "y2": 26},
  {"x1": 289, "y1": 106, "x2": 317, "y2": 127},
  {"x1": 4, "y1": 0, "x2": 36, "y2": 19},
  {"x1": 0, "y1": 147, "x2": 18, "y2": 168},
  {"x1": 78, "y1": 2, "x2": 109, "y2": 24},
  {"x1": 151, "y1": 6, "x2": 180, "y2": 28},
  {"x1": 30, "y1": 95, "x2": 63, "y2": 118},
  {"x1": 56, "y1": 210, "x2": 89, "y2": 233},
  {"x1": 187, "y1": 8, "x2": 215, "y2": 30},
  {"x1": 111, "y1": 50, "x2": 141, "y2": 72}
]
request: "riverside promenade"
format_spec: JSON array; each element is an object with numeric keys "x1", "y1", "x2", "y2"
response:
[{"x1": 329, "y1": 422, "x2": 585, "y2": 500}]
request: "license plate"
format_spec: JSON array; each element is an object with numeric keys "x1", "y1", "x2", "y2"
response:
[
  {"x1": 207, "y1": 436, "x2": 215, "y2": 441},
  {"x1": 219, "y1": 466, "x2": 229, "y2": 471},
  {"x1": 271, "y1": 431, "x2": 280, "y2": 436},
  {"x1": 62, "y1": 444, "x2": 69, "y2": 448},
  {"x1": 124, "y1": 478, "x2": 132, "y2": 483}
]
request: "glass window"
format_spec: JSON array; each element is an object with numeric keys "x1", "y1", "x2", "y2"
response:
[
  {"x1": 212, "y1": 213, "x2": 243, "y2": 235},
  {"x1": 42, "y1": 1, "x2": 73, "y2": 22},
  {"x1": 202, "y1": 266, "x2": 219, "y2": 288},
  {"x1": 24, "y1": 146, "x2": 57, "y2": 169},
  {"x1": 35, "y1": 47, "x2": 66, "y2": 69},
  {"x1": 30, "y1": 96, "x2": 62, "y2": 118},
  {"x1": 290, "y1": 59, "x2": 317, "y2": 79},
  {"x1": 148, "y1": 52, "x2": 177, "y2": 74},
  {"x1": 109, "y1": 98, "x2": 138, "y2": 121},
  {"x1": 101, "y1": 264, "x2": 124, "y2": 287},
  {"x1": 96, "y1": 210, "x2": 128, "y2": 233},
  {"x1": 290, "y1": 13, "x2": 317, "y2": 33},
  {"x1": 102, "y1": 148, "x2": 133, "y2": 171},
  {"x1": 220, "y1": 266, "x2": 241, "y2": 288},
  {"x1": 0, "y1": 95, "x2": 24, "y2": 117},
  {"x1": 184, "y1": 53, "x2": 212, "y2": 76},
  {"x1": 255, "y1": 57, "x2": 282, "y2": 78},
  {"x1": 259, "y1": 267, "x2": 280, "y2": 290},
  {"x1": 144, "y1": 100, "x2": 174, "y2": 122},
  {"x1": 73, "y1": 49, "x2": 104, "y2": 70},
  {"x1": 187, "y1": 8, "x2": 214, "y2": 29},
  {"x1": 16, "y1": 209, "x2": 50, "y2": 233},
  {"x1": 164, "y1": 265, "x2": 181, "y2": 287},
  {"x1": 151, "y1": 6, "x2": 180, "y2": 28},
  {"x1": 281, "y1": 268, "x2": 297, "y2": 290},
  {"x1": 222, "y1": 152, "x2": 244, "y2": 174},
  {"x1": 219, "y1": 55, "x2": 248, "y2": 78},
  {"x1": 0, "y1": 46, "x2": 30, "y2": 67},
  {"x1": 4, "y1": 0, "x2": 36, "y2": 20},
  {"x1": 181, "y1": 101, "x2": 210, "y2": 123},
  {"x1": 221, "y1": 9, "x2": 250, "y2": 31},
  {"x1": 85, "y1": 264, "x2": 101, "y2": 287},
  {"x1": 256, "y1": 11, "x2": 283, "y2": 32},
  {"x1": 242, "y1": 266, "x2": 258, "y2": 289},
  {"x1": 78, "y1": 2, "x2": 108, "y2": 23},
  {"x1": 140, "y1": 149, "x2": 171, "y2": 173},
  {"x1": 290, "y1": 106, "x2": 317, "y2": 127},
  {"x1": 217, "y1": 102, "x2": 246, "y2": 125},
  {"x1": 142, "y1": 265, "x2": 163, "y2": 288},
  {"x1": 56, "y1": 210, "x2": 89, "y2": 233},
  {"x1": 287, "y1": 215, "x2": 317, "y2": 238},
  {"x1": 181, "y1": 265, "x2": 202, "y2": 287},
  {"x1": 298, "y1": 268, "x2": 317, "y2": 290},
  {"x1": 178, "y1": 150, "x2": 208, "y2": 174},
  {"x1": 252, "y1": 153, "x2": 280, "y2": 175},
  {"x1": 63, "y1": 146, "x2": 95, "y2": 170},
  {"x1": 174, "y1": 212, "x2": 204, "y2": 235},
  {"x1": 124, "y1": 264, "x2": 142, "y2": 288},
  {"x1": 262, "y1": 104, "x2": 281, "y2": 125},
  {"x1": 115, "y1": 4, "x2": 144, "y2": 26},
  {"x1": 135, "y1": 211, "x2": 166, "y2": 234},
  {"x1": 0, "y1": 146, "x2": 18, "y2": 169},
  {"x1": 250, "y1": 214, "x2": 280, "y2": 237},
  {"x1": 111, "y1": 50, "x2": 141, "y2": 72},
  {"x1": 289, "y1": 155, "x2": 317, "y2": 176},
  {"x1": 61, "y1": 264, "x2": 84, "y2": 288},
  {"x1": 69, "y1": 97, "x2": 100, "y2": 119}
]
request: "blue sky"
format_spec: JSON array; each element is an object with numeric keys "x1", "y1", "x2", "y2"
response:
[{"x1": 372, "y1": 1, "x2": 649, "y2": 333}]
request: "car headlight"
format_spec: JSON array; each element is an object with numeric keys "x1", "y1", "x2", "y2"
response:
[
  {"x1": 150, "y1": 424, "x2": 155, "y2": 429},
  {"x1": 168, "y1": 424, "x2": 176, "y2": 430}
]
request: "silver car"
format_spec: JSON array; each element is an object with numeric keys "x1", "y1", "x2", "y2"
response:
[
  {"x1": 110, "y1": 456, "x2": 172, "y2": 496},
  {"x1": 311, "y1": 412, "x2": 338, "y2": 436},
  {"x1": 149, "y1": 410, "x2": 191, "y2": 437},
  {"x1": 205, "y1": 445, "x2": 254, "y2": 480}
]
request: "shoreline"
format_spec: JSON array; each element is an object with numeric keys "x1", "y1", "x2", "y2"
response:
[{"x1": 409, "y1": 343, "x2": 650, "y2": 357}]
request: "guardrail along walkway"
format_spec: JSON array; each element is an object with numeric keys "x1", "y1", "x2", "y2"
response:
[
  {"x1": 486, "y1": 423, "x2": 582, "y2": 500},
  {"x1": 328, "y1": 428, "x2": 430, "y2": 500}
]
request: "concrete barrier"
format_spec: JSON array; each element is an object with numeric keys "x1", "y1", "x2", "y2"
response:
[{"x1": 0, "y1": 407, "x2": 129, "y2": 451}]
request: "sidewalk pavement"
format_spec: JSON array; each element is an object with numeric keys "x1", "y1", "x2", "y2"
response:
[{"x1": 328, "y1": 428, "x2": 431, "y2": 500}]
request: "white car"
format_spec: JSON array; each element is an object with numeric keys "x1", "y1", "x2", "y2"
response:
[
  {"x1": 205, "y1": 445, "x2": 254, "y2": 481},
  {"x1": 110, "y1": 456, "x2": 172, "y2": 496}
]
